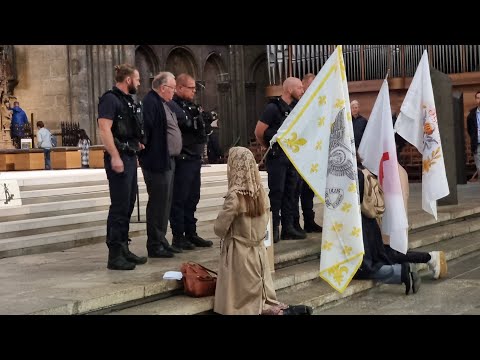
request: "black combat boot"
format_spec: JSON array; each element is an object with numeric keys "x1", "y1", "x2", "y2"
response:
[
  {"x1": 172, "y1": 235, "x2": 196, "y2": 250},
  {"x1": 123, "y1": 239, "x2": 147, "y2": 265},
  {"x1": 147, "y1": 245, "x2": 175, "y2": 258},
  {"x1": 293, "y1": 217, "x2": 307, "y2": 237},
  {"x1": 303, "y1": 214, "x2": 323, "y2": 233},
  {"x1": 107, "y1": 245, "x2": 136, "y2": 270},
  {"x1": 281, "y1": 222, "x2": 307, "y2": 240},
  {"x1": 186, "y1": 233, "x2": 213, "y2": 247},
  {"x1": 273, "y1": 226, "x2": 280, "y2": 243}
]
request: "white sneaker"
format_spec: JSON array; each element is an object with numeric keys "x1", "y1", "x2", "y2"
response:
[{"x1": 428, "y1": 251, "x2": 447, "y2": 279}]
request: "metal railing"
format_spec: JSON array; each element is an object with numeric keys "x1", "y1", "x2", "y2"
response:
[{"x1": 267, "y1": 45, "x2": 480, "y2": 84}]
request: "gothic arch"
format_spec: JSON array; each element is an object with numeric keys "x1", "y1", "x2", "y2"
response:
[
  {"x1": 202, "y1": 52, "x2": 226, "y2": 112},
  {"x1": 165, "y1": 46, "x2": 198, "y2": 79},
  {"x1": 246, "y1": 53, "x2": 269, "y2": 140},
  {"x1": 135, "y1": 45, "x2": 159, "y2": 100}
]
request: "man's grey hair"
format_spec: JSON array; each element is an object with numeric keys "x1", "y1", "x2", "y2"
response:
[{"x1": 152, "y1": 72, "x2": 175, "y2": 90}]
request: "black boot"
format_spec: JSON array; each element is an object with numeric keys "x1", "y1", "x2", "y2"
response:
[
  {"x1": 186, "y1": 233, "x2": 213, "y2": 247},
  {"x1": 147, "y1": 245, "x2": 175, "y2": 258},
  {"x1": 273, "y1": 226, "x2": 280, "y2": 243},
  {"x1": 172, "y1": 235, "x2": 196, "y2": 250},
  {"x1": 293, "y1": 217, "x2": 307, "y2": 237},
  {"x1": 304, "y1": 214, "x2": 323, "y2": 233},
  {"x1": 123, "y1": 240, "x2": 147, "y2": 265},
  {"x1": 281, "y1": 224, "x2": 307, "y2": 240},
  {"x1": 107, "y1": 245, "x2": 136, "y2": 270}
]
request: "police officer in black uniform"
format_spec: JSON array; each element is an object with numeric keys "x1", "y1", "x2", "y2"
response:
[
  {"x1": 255, "y1": 77, "x2": 307, "y2": 243},
  {"x1": 167, "y1": 74, "x2": 213, "y2": 250},
  {"x1": 98, "y1": 64, "x2": 147, "y2": 270}
]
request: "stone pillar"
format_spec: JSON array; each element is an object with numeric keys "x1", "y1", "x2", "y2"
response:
[
  {"x1": 228, "y1": 45, "x2": 248, "y2": 147},
  {"x1": 452, "y1": 91, "x2": 467, "y2": 184},
  {"x1": 431, "y1": 67, "x2": 457, "y2": 205},
  {"x1": 245, "y1": 82, "x2": 257, "y2": 143},
  {"x1": 217, "y1": 81, "x2": 231, "y2": 152},
  {"x1": 68, "y1": 45, "x2": 135, "y2": 144}
]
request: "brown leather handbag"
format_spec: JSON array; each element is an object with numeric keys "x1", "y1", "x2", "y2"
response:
[{"x1": 180, "y1": 262, "x2": 217, "y2": 298}]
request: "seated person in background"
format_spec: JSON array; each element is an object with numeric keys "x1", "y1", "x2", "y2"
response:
[
  {"x1": 213, "y1": 147, "x2": 312, "y2": 315},
  {"x1": 207, "y1": 113, "x2": 223, "y2": 164},
  {"x1": 77, "y1": 129, "x2": 91, "y2": 168}
]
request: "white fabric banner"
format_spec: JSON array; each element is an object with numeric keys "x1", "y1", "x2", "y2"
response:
[
  {"x1": 358, "y1": 80, "x2": 409, "y2": 254},
  {"x1": 394, "y1": 50, "x2": 449, "y2": 219},
  {"x1": 272, "y1": 46, "x2": 363, "y2": 293}
]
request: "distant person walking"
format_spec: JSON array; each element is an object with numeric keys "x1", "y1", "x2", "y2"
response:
[{"x1": 36, "y1": 121, "x2": 52, "y2": 170}]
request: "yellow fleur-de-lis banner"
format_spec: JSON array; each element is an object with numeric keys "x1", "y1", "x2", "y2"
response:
[{"x1": 271, "y1": 46, "x2": 364, "y2": 293}]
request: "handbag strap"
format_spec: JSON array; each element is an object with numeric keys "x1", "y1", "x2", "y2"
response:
[{"x1": 187, "y1": 261, "x2": 217, "y2": 276}]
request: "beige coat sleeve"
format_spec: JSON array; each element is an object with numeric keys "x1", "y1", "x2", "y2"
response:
[{"x1": 214, "y1": 192, "x2": 239, "y2": 239}]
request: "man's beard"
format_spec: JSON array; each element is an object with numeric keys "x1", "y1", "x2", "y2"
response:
[{"x1": 128, "y1": 83, "x2": 137, "y2": 95}]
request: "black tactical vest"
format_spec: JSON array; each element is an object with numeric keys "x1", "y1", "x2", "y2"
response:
[
  {"x1": 264, "y1": 97, "x2": 293, "y2": 144},
  {"x1": 102, "y1": 87, "x2": 145, "y2": 152}
]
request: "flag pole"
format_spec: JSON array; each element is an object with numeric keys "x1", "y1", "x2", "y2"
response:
[
  {"x1": 384, "y1": 68, "x2": 390, "y2": 81},
  {"x1": 259, "y1": 145, "x2": 271, "y2": 165}
]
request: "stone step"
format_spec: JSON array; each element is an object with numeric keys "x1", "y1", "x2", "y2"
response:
[
  {"x1": 0, "y1": 222, "x2": 146, "y2": 258},
  {"x1": 1, "y1": 199, "x2": 479, "y2": 260},
  {"x1": 0, "y1": 195, "x2": 229, "y2": 232},
  {"x1": 7, "y1": 217, "x2": 480, "y2": 315},
  {"x1": 1, "y1": 181, "x2": 267, "y2": 219},
  {"x1": 0, "y1": 165, "x2": 229, "y2": 187},
  {"x1": 110, "y1": 258, "x2": 322, "y2": 315},
  {"x1": 111, "y1": 226, "x2": 480, "y2": 315}
]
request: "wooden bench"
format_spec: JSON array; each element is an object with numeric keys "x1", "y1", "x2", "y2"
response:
[
  {"x1": 0, "y1": 149, "x2": 45, "y2": 171},
  {"x1": 89, "y1": 145, "x2": 105, "y2": 168},
  {"x1": 51, "y1": 147, "x2": 81, "y2": 169}
]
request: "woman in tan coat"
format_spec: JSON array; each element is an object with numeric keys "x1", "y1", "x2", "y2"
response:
[
  {"x1": 213, "y1": 147, "x2": 283, "y2": 315},
  {"x1": 214, "y1": 147, "x2": 311, "y2": 315}
]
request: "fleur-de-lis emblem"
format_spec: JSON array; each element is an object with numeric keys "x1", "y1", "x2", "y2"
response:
[
  {"x1": 327, "y1": 264, "x2": 349, "y2": 285},
  {"x1": 317, "y1": 116, "x2": 325, "y2": 127},
  {"x1": 351, "y1": 227, "x2": 361, "y2": 237},
  {"x1": 284, "y1": 132, "x2": 307, "y2": 153},
  {"x1": 348, "y1": 183, "x2": 357, "y2": 193},
  {"x1": 331, "y1": 222, "x2": 343, "y2": 232},
  {"x1": 341, "y1": 202, "x2": 352, "y2": 213},
  {"x1": 335, "y1": 99, "x2": 345, "y2": 108},
  {"x1": 315, "y1": 141, "x2": 322, "y2": 150},
  {"x1": 343, "y1": 246, "x2": 353, "y2": 256},
  {"x1": 310, "y1": 163, "x2": 319, "y2": 173},
  {"x1": 318, "y1": 96, "x2": 327, "y2": 106},
  {"x1": 322, "y1": 241, "x2": 333, "y2": 251}
]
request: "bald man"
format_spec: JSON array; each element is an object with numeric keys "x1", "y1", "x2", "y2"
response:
[
  {"x1": 350, "y1": 99, "x2": 368, "y2": 149},
  {"x1": 255, "y1": 77, "x2": 306, "y2": 242},
  {"x1": 295, "y1": 74, "x2": 323, "y2": 233}
]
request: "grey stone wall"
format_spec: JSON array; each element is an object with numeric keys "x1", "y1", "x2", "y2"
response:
[
  {"x1": 14, "y1": 45, "x2": 135, "y2": 144},
  {"x1": 13, "y1": 45, "x2": 71, "y2": 135}
]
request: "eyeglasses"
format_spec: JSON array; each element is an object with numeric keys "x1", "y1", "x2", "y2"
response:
[
  {"x1": 183, "y1": 85, "x2": 196, "y2": 91},
  {"x1": 163, "y1": 84, "x2": 176, "y2": 92}
]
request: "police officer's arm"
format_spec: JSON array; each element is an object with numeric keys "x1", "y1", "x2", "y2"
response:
[
  {"x1": 98, "y1": 118, "x2": 123, "y2": 173},
  {"x1": 255, "y1": 121, "x2": 269, "y2": 148},
  {"x1": 255, "y1": 103, "x2": 278, "y2": 148}
]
